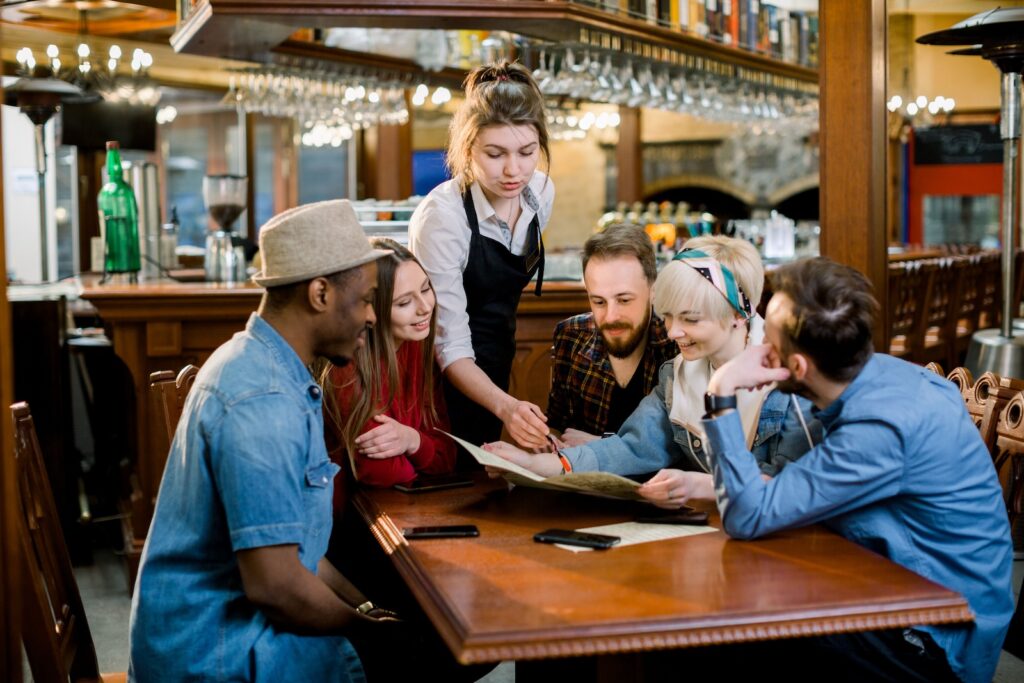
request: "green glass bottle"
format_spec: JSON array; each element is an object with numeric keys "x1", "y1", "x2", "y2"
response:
[{"x1": 98, "y1": 141, "x2": 141, "y2": 275}]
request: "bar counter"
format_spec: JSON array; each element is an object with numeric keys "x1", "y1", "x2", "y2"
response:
[{"x1": 81, "y1": 277, "x2": 589, "y2": 586}]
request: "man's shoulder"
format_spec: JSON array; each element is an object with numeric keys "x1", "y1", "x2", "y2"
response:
[
  {"x1": 196, "y1": 331, "x2": 300, "y2": 406},
  {"x1": 840, "y1": 354, "x2": 963, "y2": 423},
  {"x1": 554, "y1": 313, "x2": 597, "y2": 339}
]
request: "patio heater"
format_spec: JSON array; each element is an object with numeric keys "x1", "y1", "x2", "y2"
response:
[
  {"x1": 3, "y1": 76, "x2": 82, "y2": 283},
  {"x1": 918, "y1": 8, "x2": 1024, "y2": 377}
]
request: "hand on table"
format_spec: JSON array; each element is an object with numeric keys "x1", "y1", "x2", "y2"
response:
[
  {"x1": 638, "y1": 469, "x2": 715, "y2": 509},
  {"x1": 355, "y1": 415, "x2": 421, "y2": 459},
  {"x1": 496, "y1": 399, "x2": 550, "y2": 449},
  {"x1": 482, "y1": 441, "x2": 564, "y2": 478},
  {"x1": 560, "y1": 428, "x2": 601, "y2": 447}
]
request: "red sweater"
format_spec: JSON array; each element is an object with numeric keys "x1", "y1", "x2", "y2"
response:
[{"x1": 326, "y1": 340, "x2": 455, "y2": 507}]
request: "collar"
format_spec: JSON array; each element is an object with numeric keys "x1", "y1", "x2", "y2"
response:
[
  {"x1": 810, "y1": 352, "x2": 878, "y2": 429},
  {"x1": 469, "y1": 177, "x2": 540, "y2": 225},
  {"x1": 247, "y1": 313, "x2": 318, "y2": 390}
]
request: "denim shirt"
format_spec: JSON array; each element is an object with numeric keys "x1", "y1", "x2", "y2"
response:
[
  {"x1": 566, "y1": 361, "x2": 820, "y2": 477},
  {"x1": 703, "y1": 354, "x2": 1014, "y2": 683},
  {"x1": 128, "y1": 314, "x2": 363, "y2": 683}
]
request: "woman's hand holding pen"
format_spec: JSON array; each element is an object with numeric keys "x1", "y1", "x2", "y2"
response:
[
  {"x1": 496, "y1": 397, "x2": 550, "y2": 449},
  {"x1": 356, "y1": 415, "x2": 421, "y2": 459}
]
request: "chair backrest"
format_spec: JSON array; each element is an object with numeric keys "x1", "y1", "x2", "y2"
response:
[
  {"x1": 887, "y1": 260, "x2": 936, "y2": 357},
  {"x1": 12, "y1": 401, "x2": 101, "y2": 682},
  {"x1": 924, "y1": 362, "x2": 945, "y2": 376},
  {"x1": 921, "y1": 258, "x2": 962, "y2": 340},
  {"x1": 978, "y1": 251, "x2": 1002, "y2": 328},
  {"x1": 150, "y1": 364, "x2": 199, "y2": 447},
  {"x1": 994, "y1": 391, "x2": 1024, "y2": 526}
]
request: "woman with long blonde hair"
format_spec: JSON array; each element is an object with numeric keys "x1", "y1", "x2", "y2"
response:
[{"x1": 323, "y1": 238, "x2": 455, "y2": 491}]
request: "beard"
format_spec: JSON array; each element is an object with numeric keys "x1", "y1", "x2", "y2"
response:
[
  {"x1": 326, "y1": 356, "x2": 351, "y2": 368},
  {"x1": 601, "y1": 309, "x2": 651, "y2": 359},
  {"x1": 775, "y1": 375, "x2": 817, "y2": 403}
]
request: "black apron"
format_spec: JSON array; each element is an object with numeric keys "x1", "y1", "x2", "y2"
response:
[{"x1": 444, "y1": 189, "x2": 545, "y2": 460}]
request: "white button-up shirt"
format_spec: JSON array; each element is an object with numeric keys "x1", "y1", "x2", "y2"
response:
[{"x1": 408, "y1": 172, "x2": 555, "y2": 371}]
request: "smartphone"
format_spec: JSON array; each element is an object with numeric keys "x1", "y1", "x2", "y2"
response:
[
  {"x1": 534, "y1": 528, "x2": 620, "y2": 549},
  {"x1": 635, "y1": 510, "x2": 710, "y2": 525},
  {"x1": 402, "y1": 525, "x2": 480, "y2": 539},
  {"x1": 393, "y1": 473, "x2": 474, "y2": 494}
]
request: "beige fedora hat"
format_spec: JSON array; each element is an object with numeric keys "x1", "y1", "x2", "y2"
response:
[{"x1": 252, "y1": 199, "x2": 391, "y2": 288}]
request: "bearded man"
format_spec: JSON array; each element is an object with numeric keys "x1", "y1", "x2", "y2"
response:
[{"x1": 546, "y1": 223, "x2": 676, "y2": 446}]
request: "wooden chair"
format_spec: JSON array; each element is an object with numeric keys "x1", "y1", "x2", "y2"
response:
[
  {"x1": 887, "y1": 260, "x2": 936, "y2": 361},
  {"x1": 978, "y1": 251, "x2": 1002, "y2": 330},
  {"x1": 924, "y1": 362, "x2": 945, "y2": 376},
  {"x1": 150, "y1": 364, "x2": 199, "y2": 448},
  {"x1": 920, "y1": 258, "x2": 965, "y2": 370},
  {"x1": 12, "y1": 401, "x2": 127, "y2": 683},
  {"x1": 994, "y1": 392, "x2": 1024, "y2": 528},
  {"x1": 952, "y1": 254, "x2": 987, "y2": 366}
]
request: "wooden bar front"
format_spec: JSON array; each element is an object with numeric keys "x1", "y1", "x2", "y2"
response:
[
  {"x1": 80, "y1": 279, "x2": 588, "y2": 583},
  {"x1": 354, "y1": 476, "x2": 972, "y2": 665}
]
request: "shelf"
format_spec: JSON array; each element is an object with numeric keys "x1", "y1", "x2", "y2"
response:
[{"x1": 172, "y1": 0, "x2": 817, "y2": 83}]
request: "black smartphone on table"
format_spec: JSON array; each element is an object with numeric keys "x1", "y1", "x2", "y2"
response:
[
  {"x1": 534, "y1": 528, "x2": 620, "y2": 549},
  {"x1": 393, "y1": 473, "x2": 474, "y2": 493},
  {"x1": 634, "y1": 510, "x2": 710, "y2": 525},
  {"x1": 402, "y1": 525, "x2": 480, "y2": 539}
]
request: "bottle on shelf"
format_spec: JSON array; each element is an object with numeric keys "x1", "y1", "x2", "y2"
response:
[
  {"x1": 98, "y1": 141, "x2": 141, "y2": 278},
  {"x1": 161, "y1": 206, "x2": 180, "y2": 271}
]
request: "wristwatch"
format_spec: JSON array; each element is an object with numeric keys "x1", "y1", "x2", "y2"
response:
[{"x1": 703, "y1": 392, "x2": 737, "y2": 419}]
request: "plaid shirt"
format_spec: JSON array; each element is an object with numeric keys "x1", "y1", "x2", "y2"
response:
[{"x1": 547, "y1": 312, "x2": 676, "y2": 435}]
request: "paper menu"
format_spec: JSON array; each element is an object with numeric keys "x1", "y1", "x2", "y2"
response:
[{"x1": 445, "y1": 432, "x2": 645, "y2": 501}]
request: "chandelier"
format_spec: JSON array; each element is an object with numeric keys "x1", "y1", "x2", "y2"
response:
[{"x1": 13, "y1": 42, "x2": 159, "y2": 106}]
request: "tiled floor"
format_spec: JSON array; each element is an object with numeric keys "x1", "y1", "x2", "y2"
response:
[{"x1": 63, "y1": 550, "x2": 1024, "y2": 682}]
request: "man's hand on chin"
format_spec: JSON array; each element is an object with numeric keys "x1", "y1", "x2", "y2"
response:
[{"x1": 708, "y1": 344, "x2": 792, "y2": 397}]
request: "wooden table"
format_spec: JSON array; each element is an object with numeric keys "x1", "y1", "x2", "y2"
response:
[{"x1": 353, "y1": 476, "x2": 971, "y2": 667}]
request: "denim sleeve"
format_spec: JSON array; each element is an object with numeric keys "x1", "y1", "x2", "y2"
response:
[
  {"x1": 566, "y1": 388, "x2": 676, "y2": 475},
  {"x1": 703, "y1": 411, "x2": 904, "y2": 540},
  {"x1": 209, "y1": 393, "x2": 309, "y2": 551}
]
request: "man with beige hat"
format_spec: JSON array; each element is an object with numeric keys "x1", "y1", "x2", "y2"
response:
[{"x1": 129, "y1": 200, "x2": 394, "y2": 683}]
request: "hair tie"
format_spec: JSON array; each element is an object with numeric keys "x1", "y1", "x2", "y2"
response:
[{"x1": 672, "y1": 248, "x2": 753, "y2": 319}]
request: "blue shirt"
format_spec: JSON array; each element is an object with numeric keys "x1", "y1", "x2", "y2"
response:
[
  {"x1": 128, "y1": 314, "x2": 363, "y2": 683},
  {"x1": 567, "y1": 361, "x2": 820, "y2": 477},
  {"x1": 703, "y1": 354, "x2": 1013, "y2": 683}
]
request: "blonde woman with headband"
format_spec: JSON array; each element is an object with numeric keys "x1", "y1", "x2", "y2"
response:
[
  {"x1": 409, "y1": 61, "x2": 554, "y2": 454},
  {"x1": 486, "y1": 235, "x2": 821, "y2": 508}
]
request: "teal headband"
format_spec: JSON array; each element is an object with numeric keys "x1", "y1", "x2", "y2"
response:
[{"x1": 672, "y1": 248, "x2": 753, "y2": 319}]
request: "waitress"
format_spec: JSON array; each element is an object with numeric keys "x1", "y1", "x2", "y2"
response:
[{"x1": 409, "y1": 61, "x2": 553, "y2": 451}]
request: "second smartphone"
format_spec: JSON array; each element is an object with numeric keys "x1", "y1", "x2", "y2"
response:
[{"x1": 534, "y1": 528, "x2": 620, "y2": 549}]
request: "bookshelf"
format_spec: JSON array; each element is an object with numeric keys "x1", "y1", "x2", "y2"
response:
[{"x1": 172, "y1": 0, "x2": 818, "y2": 84}]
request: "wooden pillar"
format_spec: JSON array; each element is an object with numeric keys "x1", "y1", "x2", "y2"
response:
[
  {"x1": 365, "y1": 92, "x2": 413, "y2": 200},
  {"x1": 819, "y1": 0, "x2": 888, "y2": 350},
  {"x1": 616, "y1": 106, "x2": 643, "y2": 203},
  {"x1": 0, "y1": 80, "x2": 23, "y2": 683},
  {"x1": 77, "y1": 150, "x2": 104, "y2": 272}
]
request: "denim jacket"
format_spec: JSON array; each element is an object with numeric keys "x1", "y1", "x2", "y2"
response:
[
  {"x1": 566, "y1": 361, "x2": 821, "y2": 477},
  {"x1": 129, "y1": 314, "x2": 364, "y2": 683}
]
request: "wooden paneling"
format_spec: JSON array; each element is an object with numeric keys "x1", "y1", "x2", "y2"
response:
[
  {"x1": 372, "y1": 91, "x2": 413, "y2": 200},
  {"x1": 616, "y1": 106, "x2": 643, "y2": 204},
  {"x1": 0, "y1": 79, "x2": 21, "y2": 683},
  {"x1": 819, "y1": 0, "x2": 888, "y2": 350}
]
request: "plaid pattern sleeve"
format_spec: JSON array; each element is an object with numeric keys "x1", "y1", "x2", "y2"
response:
[{"x1": 546, "y1": 312, "x2": 677, "y2": 436}]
